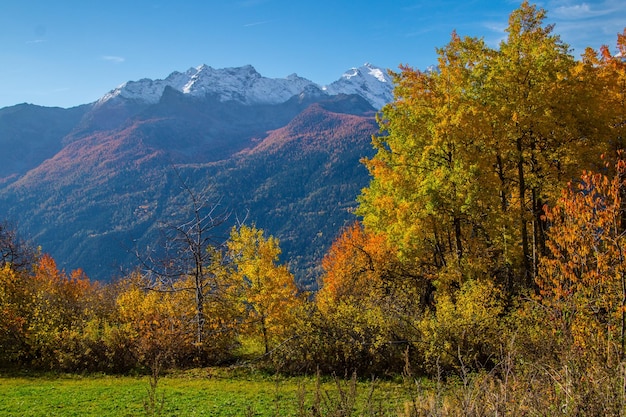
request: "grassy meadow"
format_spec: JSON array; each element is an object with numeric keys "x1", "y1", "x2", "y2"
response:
[{"x1": 0, "y1": 368, "x2": 417, "y2": 417}]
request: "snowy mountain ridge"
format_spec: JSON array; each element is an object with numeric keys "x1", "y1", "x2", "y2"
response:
[{"x1": 98, "y1": 63, "x2": 394, "y2": 109}]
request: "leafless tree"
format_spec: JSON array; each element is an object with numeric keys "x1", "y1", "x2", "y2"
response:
[
  {"x1": 136, "y1": 169, "x2": 231, "y2": 346},
  {"x1": 0, "y1": 221, "x2": 36, "y2": 272}
]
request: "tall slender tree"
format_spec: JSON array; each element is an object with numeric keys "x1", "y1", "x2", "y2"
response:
[
  {"x1": 358, "y1": 32, "x2": 494, "y2": 289},
  {"x1": 483, "y1": 2, "x2": 595, "y2": 287}
]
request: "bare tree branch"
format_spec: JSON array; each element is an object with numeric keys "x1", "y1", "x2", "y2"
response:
[{"x1": 134, "y1": 166, "x2": 232, "y2": 346}]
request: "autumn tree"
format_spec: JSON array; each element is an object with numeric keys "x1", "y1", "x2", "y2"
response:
[
  {"x1": 115, "y1": 272, "x2": 195, "y2": 368},
  {"x1": 317, "y1": 222, "x2": 428, "y2": 311},
  {"x1": 314, "y1": 222, "x2": 426, "y2": 373},
  {"x1": 358, "y1": 1, "x2": 601, "y2": 294},
  {"x1": 0, "y1": 264, "x2": 29, "y2": 365},
  {"x1": 533, "y1": 31, "x2": 626, "y2": 363},
  {"x1": 13, "y1": 254, "x2": 104, "y2": 370},
  {"x1": 358, "y1": 32, "x2": 496, "y2": 293},
  {"x1": 538, "y1": 156, "x2": 626, "y2": 361},
  {"x1": 0, "y1": 247, "x2": 134, "y2": 371},
  {"x1": 580, "y1": 29, "x2": 626, "y2": 159},
  {"x1": 482, "y1": 2, "x2": 602, "y2": 287},
  {"x1": 227, "y1": 224, "x2": 299, "y2": 355}
]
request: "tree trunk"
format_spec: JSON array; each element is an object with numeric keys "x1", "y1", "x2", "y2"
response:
[
  {"x1": 454, "y1": 216, "x2": 463, "y2": 261},
  {"x1": 196, "y1": 271, "x2": 205, "y2": 345},
  {"x1": 261, "y1": 313, "x2": 269, "y2": 355},
  {"x1": 517, "y1": 137, "x2": 532, "y2": 288},
  {"x1": 496, "y1": 153, "x2": 508, "y2": 212}
]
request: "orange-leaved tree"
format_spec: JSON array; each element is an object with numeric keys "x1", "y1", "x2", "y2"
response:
[
  {"x1": 539, "y1": 156, "x2": 626, "y2": 360},
  {"x1": 25, "y1": 254, "x2": 100, "y2": 369},
  {"x1": 315, "y1": 222, "x2": 427, "y2": 373}
]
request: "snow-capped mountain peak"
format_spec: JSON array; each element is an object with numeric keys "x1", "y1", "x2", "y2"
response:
[
  {"x1": 323, "y1": 63, "x2": 393, "y2": 109},
  {"x1": 341, "y1": 63, "x2": 388, "y2": 83},
  {"x1": 97, "y1": 63, "x2": 394, "y2": 109}
]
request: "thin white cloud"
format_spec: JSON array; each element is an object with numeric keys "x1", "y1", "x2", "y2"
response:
[
  {"x1": 483, "y1": 21, "x2": 507, "y2": 34},
  {"x1": 243, "y1": 20, "x2": 271, "y2": 27},
  {"x1": 543, "y1": 0, "x2": 625, "y2": 53},
  {"x1": 26, "y1": 39, "x2": 46, "y2": 44},
  {"x1": 549, "y1": 0, "x2": 621, "y2": 19},
  {"x1": 101, "y1": 55, "x2": 125, "y2": 63},
  {"x1": 552, "y1": 3, "x2": 600, "y2": 19}
]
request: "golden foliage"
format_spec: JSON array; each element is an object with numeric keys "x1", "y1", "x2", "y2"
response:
[{"x1": 228, "y1": 224, "x2": 301, "y2": 355}]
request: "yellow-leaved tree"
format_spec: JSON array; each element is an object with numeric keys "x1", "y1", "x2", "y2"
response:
[
  {"x1": 358, "y1": 1, "x2": 602, "y2": 296},
  {"x1": 227, "y1": 225, "x2": 300, "y2": 355},
  {"x1": 0, "y1": 264, "x2": 28, "y2": 365},
  {"x1": 482, "y1": 2, "x2": 604, "y2": 287},
  {"x1": 358, "y1": 32, "x2": 494, "y2": 292}
]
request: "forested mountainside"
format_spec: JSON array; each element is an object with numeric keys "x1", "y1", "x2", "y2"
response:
[{"x1": 0, "y1": 73, "x2": 383, "y2": 285}]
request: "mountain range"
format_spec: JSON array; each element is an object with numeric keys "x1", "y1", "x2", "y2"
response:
[{"x1": 0, "y1": 63, "x2": 393, "y2": 287}]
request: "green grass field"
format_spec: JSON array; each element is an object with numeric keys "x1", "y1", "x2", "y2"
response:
[{"x1": 0, "y1": 368, "x2": 412, "y2": 416}]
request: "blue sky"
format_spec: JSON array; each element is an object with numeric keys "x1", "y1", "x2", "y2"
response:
[{"x1": 1, "y1": 0, "x2": 624, "y2": 108}]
